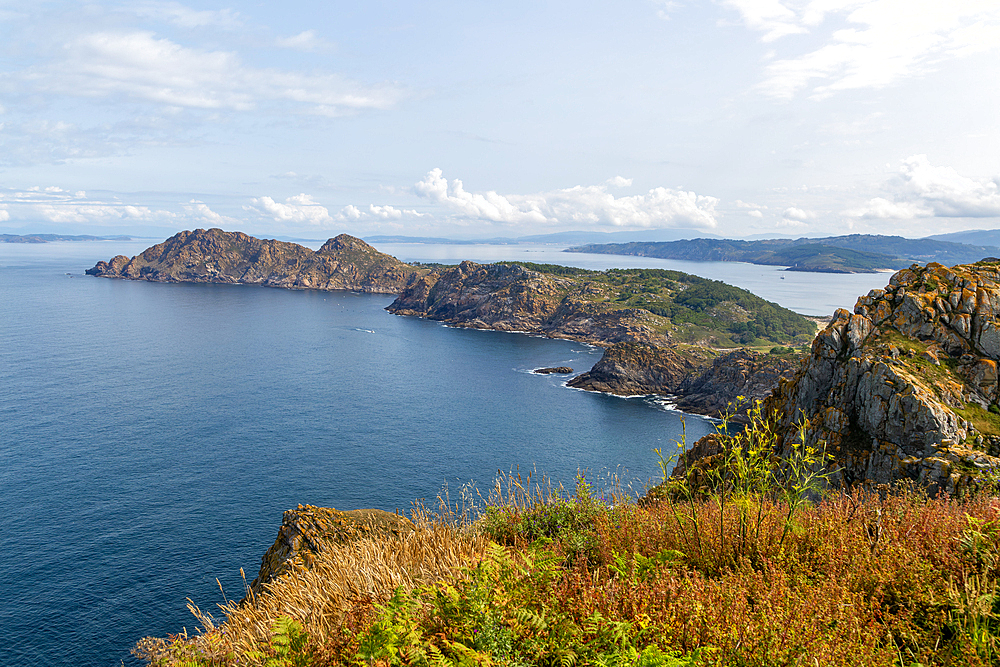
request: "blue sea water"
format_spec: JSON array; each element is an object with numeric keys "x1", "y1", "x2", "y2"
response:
[{"x1": 2, "y1": 241, "x2": 738, "y2": 667}]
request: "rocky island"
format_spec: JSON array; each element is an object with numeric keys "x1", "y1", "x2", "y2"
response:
[
  {"x1": 89, "y1": 229, "x2": 817, "y2": 417},
  {"x1": 86, "y1": 228, "x2": 421, "y2": 293}
]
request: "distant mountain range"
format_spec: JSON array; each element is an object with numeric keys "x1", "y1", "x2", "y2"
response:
[{"x1": 566, "y1": 234, "x2": 1000, "y2": 273}]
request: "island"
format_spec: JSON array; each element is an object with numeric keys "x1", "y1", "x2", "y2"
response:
[
  {"x1": 568, "y1": 234, "x2": 1000, "y2": 273},
  {"x1": 88, "y1": 228, "x2": 816, "y2": 418}
]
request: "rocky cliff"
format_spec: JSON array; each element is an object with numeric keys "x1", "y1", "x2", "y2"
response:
[
  {"x1": 753, "y1": 261, "x2": 1000, "y2": 492},
  {"x1": 568, "y1": 343, "x2": 801, "y2": 419},
  {"x1": 387, "y1": 260, "x2": 814, "y2": 349},
  {"x1": 387, "y1": 261, "x2": 666, "y2": 346},
  {"x1": 86, "y1": 228, "x2": 419, "y2": 293}
]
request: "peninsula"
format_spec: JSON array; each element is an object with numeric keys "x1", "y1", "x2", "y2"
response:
[{"x1": 88, "y1": 228, "x2": 815, "y2": 417}]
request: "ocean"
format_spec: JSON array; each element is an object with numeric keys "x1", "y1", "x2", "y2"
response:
[{"x1": 0, "y1": 239, "x2": 892, "y2": 666}]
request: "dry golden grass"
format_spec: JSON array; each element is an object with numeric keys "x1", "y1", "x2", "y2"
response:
[{"x1": 136, "y1": 515, "x2": 490, "y2": 665}]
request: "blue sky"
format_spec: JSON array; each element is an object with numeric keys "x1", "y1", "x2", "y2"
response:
[{"x1": 1, "y1": 0, "x2": 999, "y2": 239}]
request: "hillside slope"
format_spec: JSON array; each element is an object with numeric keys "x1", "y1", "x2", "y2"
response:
[
  {"x1": 569, "y1": 234, "x2": 1000, "y2": 273},
  {"x1": 387, "y1": 261, "x2": 815, "y2": 348}
]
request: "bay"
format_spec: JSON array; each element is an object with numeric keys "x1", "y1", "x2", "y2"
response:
[
  {"x1": 1, "y1": 240, "x2": 715, "y2": 667},
  {"x1": 0, "y1": 237, "x2": 894, "y2": 666}
]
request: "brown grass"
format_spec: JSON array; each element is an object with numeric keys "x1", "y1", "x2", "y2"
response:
[{"x1": 135, "y1": 515, "x2": 490, "y2": 665}]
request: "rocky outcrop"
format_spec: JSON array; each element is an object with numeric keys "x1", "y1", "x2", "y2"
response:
[
  {"x1": 87, "y1": 228, "x2": 419, "y2": 294},
  {"x1": 567, "y1": 342, "x2": 800, "y2": 419},
  {"x1": 567, "y1": 342, "x2": 717, "y2": 395},
  {"x1": 388, "y1": 261, "x2": 670, "y2": 346},
  {"x1": 248, "y1": 505, "x2": 414, "y2": 598},
  {"x1": 760, "y1": 261, "x2": 1000, "y2": 493},
  {"x1": 534, "y1": 367, "x2": 574, "y2": 374}
]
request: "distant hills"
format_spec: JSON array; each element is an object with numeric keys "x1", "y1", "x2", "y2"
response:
[
  {"x1": 365, "y1": 228, "x2": 721, "y2": 246},
  {"x1": 926, "y1": 228, "x2": 1000, "y2": 247},
  {"x1": 1, "y1": 233, "x2": 134, "y2": 243},
  {"x1": 566, "y1": 234, "x2": 1000, "y2": 273}
]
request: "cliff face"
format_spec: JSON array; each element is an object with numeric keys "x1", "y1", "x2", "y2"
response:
[
  {"x1": 566, "y1": 342, "x2": 717, "y2": 395},
  {"x1": 568, "y1": 343, "x2": 800, "y2": 419},
  {"x1": 387, "y1": 260, "x2": 665, "y2": 346},
  {"x1": 86, "y1": 229, "x2": 418, "y2": 294},
  {"x1": 764, "y1": 261, "x2": 1000, "y2": 492}
]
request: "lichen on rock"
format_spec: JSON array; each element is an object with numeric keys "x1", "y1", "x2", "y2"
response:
[{"x1": 760, "y1": 260, "x2": 1000, "y2": 493}]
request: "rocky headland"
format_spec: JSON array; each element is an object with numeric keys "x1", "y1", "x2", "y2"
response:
[
  {"x1": 387, "y1": 259, "x2": 812, "y2": 416},
  {"x1": 677, "y1": 260, "x2": 1000, "y2": 493},
  {"x1": 89, "y1": 230, "x2": 816, "y2": 418},
  {"x1": 567, "y1": 343, "x2": 801, "y2": 419},
  {"x1": 86, "y1": 228, "x2": 420, "y2": 293}
]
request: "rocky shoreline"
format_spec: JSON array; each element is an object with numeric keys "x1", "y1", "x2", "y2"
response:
[{"x1": 89, "y1": 229, "x2": 814, "y2": 419}]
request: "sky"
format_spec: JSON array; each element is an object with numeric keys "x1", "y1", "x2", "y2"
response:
[{"x1": 1, "y1": 0, "x2": 999, "y2": 240}]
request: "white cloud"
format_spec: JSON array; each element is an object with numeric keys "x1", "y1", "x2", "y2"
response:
[
  {"x1": 783, "y1": 206, "x2": 817, "y2": 221},
  {"x1": 748, "y1": 209, "x2": 764, "y2": 218},
  {"x1": 0, "y1": 187, "x2": 178, "y2": 224},
  {"x1": 367, "y1": 204, "x2": 422, "y2": 220},
  {"x1": 18, "y1": 31, "x2": 404, "y2": 115},
  {"x1": 184, "y1": 200, "x2": 230, "y2": 224},
  {"x1": 414, "y1": 168, "x2": 719, "y2": 229},
  {"x1": 130, "y1": 2, "x2": 243, "y2": 29},
  {"x1": 275, "y1": 30, "x2": 329, "y2": 52},
  {"x1": 340, "y1": 205, "x2": 362, "y2": 220},
  {"x1": 33, "y1": 203, "x2": 172, "y2": 223},
  {"x1": 774, "y1": 217, "x2": 808, "y2": 228},
  {"x1": 847, "y1": 197, "x2": 931, "y2": 220},
  {"x1": 606, "y1": 176, "x2": 633, "y2": 187},
  {"x1": 724, "y1": 0, "x2": 1000, "y2": 99},
  {"x1": 251, "y1": 194, "x2": 333, "y2": 226},
  {"x1": 0, "y1": 208, "x2": 9, "y2": 222},
  {"x1": 849, "y1": 155, "x2": 1000, "y2": 220},
  {"x1": 721, "y1": 0, "x2": 809, "y2": 42}
]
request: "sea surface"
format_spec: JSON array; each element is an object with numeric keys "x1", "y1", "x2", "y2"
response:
[{"x1": 0, "y1": 239, "x2": 891, "y2": 666}]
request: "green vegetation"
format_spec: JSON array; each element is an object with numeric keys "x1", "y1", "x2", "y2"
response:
[
  {"x1": 138, "y1": 403, "x2": 1000, "y2": 667},
  {"x1": 568, "y1": 234, "x2": 1000, "y2": 273},
  {"x1": 499, "y1": 263, "x2": 815, "y2": 346}
]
